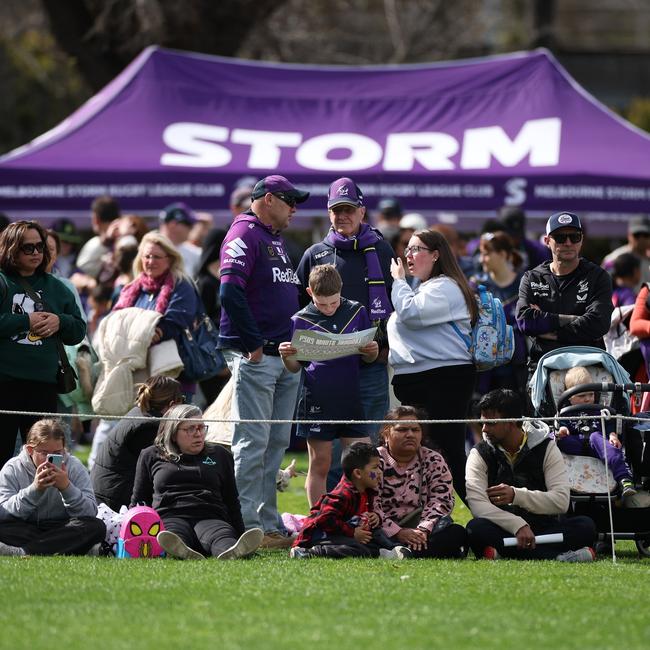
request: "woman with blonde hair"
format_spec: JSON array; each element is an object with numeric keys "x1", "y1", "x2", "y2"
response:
[
  {"x1": 111, "y1": 231, "x2": 198, "y2": 389},
  {"x1": 388, "y1": 228, "x2": 478, "y2": 503},
  {"x1": 0, "y1": 418, "x2": 104, "y2": 556},
  {"x1": 91, "y1": 375, "x2": 184, "y2": 511},
  {"x1": 130, "y1": 404, "x2": 263, "y2": 560}
]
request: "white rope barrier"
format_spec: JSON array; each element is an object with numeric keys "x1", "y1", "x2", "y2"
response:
[{"x1": 1, "y1": 408, "x2": 648, "y2": 427}]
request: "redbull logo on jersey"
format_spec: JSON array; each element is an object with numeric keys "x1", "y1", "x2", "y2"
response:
[{"x1": 272, "y1": 267, "x2": 300, "y2": 284}]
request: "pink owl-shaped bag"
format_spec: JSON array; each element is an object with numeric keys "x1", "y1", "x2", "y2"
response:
[{"x1": 116, "y1": 506, "x2": 166, "y2": 558}]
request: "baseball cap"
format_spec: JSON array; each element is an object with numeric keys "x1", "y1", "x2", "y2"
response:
[
  {"x1": 377, "y1": 198, "x2": 402, "y2": 217},
  {"x1": 159, "y1": 202, "x2": 197, "y2": 227},
  {"x1": 250, "y1": 175, "x2": 310, "y2": 204},
  {"x1": 545, "y1": 212, "x2": 582, "y2": 235},
  {"x1": 327, "y1": 177, "x2": 364, "y2": 209},
  {"x1": 50, "y1": 218, "x2": 81, "y2": 244},
  {"x1": 628, "y1": 215, "x2": 650, "y2": 235},
  {"x1": 399, "y1": 213, "x2": 428, "y2": 231}
]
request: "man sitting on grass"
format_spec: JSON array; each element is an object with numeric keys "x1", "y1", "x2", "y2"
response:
[
  {"x1": 465, "y1": 389, "x2": 597, "y2": 561},
  {"x1": 290, "y1": 442, "x2": 409, "y2": 559}
]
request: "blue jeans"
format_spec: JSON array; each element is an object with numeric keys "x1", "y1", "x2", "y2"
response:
[
  {"x1": 326, "y1": 361, "x2": 389, "y2": 490},
  {"x1": 224, "y1": 351, "x2": 301, "y2": 532}
]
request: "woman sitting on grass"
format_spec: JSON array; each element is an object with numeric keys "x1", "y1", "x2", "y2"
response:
[
  {"x1": 0, "y1": 418, "x2": 105, "y2": 557},
  {"x1": 376, "y1": 406, "x2": 468, "y2": 558},
  {"x1": 91, "y1": 375, "x2": 184, "y2": 512},
  {"x1": 130, "y1": 404, "x2": 263, "y2": 560}
]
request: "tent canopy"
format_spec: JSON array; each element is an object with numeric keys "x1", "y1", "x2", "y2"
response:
[{"x1": 1, "y1": 46, "x2": 649, "y2": 216}]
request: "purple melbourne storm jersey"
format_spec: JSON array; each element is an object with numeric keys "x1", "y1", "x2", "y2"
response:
[
  {"x1": 293, "y1": 297, "x2": 371, "y2": 420},
  {"x1": 219, "y1": 212, "x2": 299, "y2": 350}
]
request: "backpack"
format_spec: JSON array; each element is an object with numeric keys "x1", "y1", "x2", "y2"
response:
[
  {"x1": 451, "y1": 284, "x2": 515, "y2": 372},
  {"x1": 116, "y1": 506, "x2": 166, "y2": 558}
]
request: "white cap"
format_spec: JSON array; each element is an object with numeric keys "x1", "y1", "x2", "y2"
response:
[{"x1": 399, "y1": 213, "x2": 428, "y2": 231}]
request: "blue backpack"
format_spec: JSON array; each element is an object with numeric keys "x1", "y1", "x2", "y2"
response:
[{"x1": 451, "y1": 284, "x2": 515, "y2": 372}]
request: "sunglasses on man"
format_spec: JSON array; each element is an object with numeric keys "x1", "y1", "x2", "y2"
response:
[
  {"x1": 20, "y1": 242, "x2": 45, "y2": 255},
  {"x1": 550, "y1": 232, "x2": 582, "y2": 244},
  {"x1": 272, "y1": 192, "x2": 297, "y2": 208}
]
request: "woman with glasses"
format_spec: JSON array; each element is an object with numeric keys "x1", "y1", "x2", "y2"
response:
[
  {"x1": 109, "y1": 231, "x2": 199, "y2": 399},
  {"x1": 376, "y1": 406, "x2": 468, "y2": 558},
  {"x1": 130, "y1": 404, "x2": 263, "y2": 560},
  {"x1": 91, "y1": 375, "x2": 184, "y2": 511},
  {"x1": 0, "y1": 221, "x2": 86, "y2": 468},
  {"x1": 387, "y1": 229, "x2": 478, "y2": 503}
]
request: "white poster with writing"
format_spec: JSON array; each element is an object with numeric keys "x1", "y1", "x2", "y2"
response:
[{"x1": 289, "y1": 327, "x2": 377, "y2": 362}]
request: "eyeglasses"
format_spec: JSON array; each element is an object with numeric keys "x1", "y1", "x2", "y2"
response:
[
  {"x1": 177, "y1": 424, "x2": 206, "y2": 434},
  {"x1": 550, "y1": 232, "x2": 582, "y2": 244},
  {"x1": 142, "y1": 254, "x2": 168, "y2": 261},
  {"x1": 20, "y1": 242, "x2": 45, "y2": 255},
  {"x1": 632, "y1": 232, "x2": 650, "y2": 239},
  {"x1": 273, "y1": 193, "x2": 297, "y2": 208},
  {"x1": 404, "y1": 245, "x2": 432, "y2": 256}
]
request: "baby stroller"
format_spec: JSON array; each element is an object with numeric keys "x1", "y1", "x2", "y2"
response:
[{"x1": 529, "y1": 345, "x2": 650, "y2": 558}]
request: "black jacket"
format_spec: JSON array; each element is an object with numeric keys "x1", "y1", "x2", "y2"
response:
[
  {"x1": 515, "y1": 258, "x2": 612, "y2": 365},
  {"x1": 91, "y1": 407, "x2": 159, "y2": 512},
  {"x1": 130, "y1": 443, "x2": 244, "y2": 535}
]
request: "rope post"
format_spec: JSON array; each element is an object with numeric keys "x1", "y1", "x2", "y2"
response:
[{"x1": 600, "y1": 409, "x2": 617, "y2": 564}]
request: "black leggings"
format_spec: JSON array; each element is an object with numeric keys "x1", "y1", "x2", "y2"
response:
[
  {"x1": 0, "y1": 379, "x2": 59, "y2": 468},
  {"x1": 393, "y1": 364, "x2": 476, "y2": 504},
  {"x1": 163, "y1": 515, "x2": 240, "y2": 557}
]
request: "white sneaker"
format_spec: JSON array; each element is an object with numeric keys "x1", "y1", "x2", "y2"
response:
[
  {"x1": 0, "y1": 541, "x2": 25, "y2": 557},
  {"x1": 217, "y1": 528, "x2": 264, "y2": 560},
  {"x1": 157, "y1": 531, "x2": 205, "y2": 560},
  {"x1": 556, "y1": 547, "x2": 595, "y2": 563},
  {"x1": 379, "y1": 545, "x2": 412, "y2": 560}
]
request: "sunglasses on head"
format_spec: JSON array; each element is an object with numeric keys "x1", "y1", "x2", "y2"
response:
[
  {"x1": 273, "y1": 192, "x2": 297, "y2": 208},
  {"x1": 20, "y1": 242, "x2": 45, "y2": 255},
  {"x1": 550, "y1": 232, "x2": 582, "y2": 244}
]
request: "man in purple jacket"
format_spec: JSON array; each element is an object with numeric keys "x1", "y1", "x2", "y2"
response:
[{"x1": 219, "y1": 175, "x2": 309, "y2": 548}]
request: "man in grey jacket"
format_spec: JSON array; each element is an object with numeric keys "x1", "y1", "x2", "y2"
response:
[
  {"x1": 0, "y1": 419, "x2": 105, "y2": 556},
  {"x1": 465, "y1": 389, "x2": 596, "y2": 561}
]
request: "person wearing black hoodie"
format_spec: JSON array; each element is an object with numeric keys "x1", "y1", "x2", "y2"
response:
[{"x1": 195, "y1": 227, "x2": 230, "y2": 405}]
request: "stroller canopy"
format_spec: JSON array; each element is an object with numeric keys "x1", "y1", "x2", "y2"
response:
[{"x1": 529, "y1": 345, "x2": 632, "y2": 412}]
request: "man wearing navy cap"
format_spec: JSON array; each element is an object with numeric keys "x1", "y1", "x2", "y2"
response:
[
  {"x1": 516, "y1": 212, "x2": 613, "y2": 369},
  {"x1": 159, "y1": 202, "x2": 200, "y2": 277},
  {"x1": 219, "y1": 174, "x2": 309, "y2": 548},
  {"x1": 297, "y1": 178, "x2": 394, "y2": 473}
]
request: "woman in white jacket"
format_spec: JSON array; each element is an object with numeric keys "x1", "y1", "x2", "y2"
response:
[{"x1": 388, "y1": 229, "x2": 478, "y2": 502}]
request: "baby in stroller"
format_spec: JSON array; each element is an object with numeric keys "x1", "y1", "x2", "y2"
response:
[{"x1": 556, "y1": 366, "x2": 636, "y2": 498}]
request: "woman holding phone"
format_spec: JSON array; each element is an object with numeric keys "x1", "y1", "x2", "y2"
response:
[{"x1": 0, "y1": 418, "x2": 105, "y2": 556}]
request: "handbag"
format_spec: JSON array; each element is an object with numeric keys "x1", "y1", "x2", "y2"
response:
[
  {"x1": 177, "y1": 286, "x2": 225, "y2": 382},
  {"x1": 17, "y1": 277, "x2": 78, "y2": 394}
]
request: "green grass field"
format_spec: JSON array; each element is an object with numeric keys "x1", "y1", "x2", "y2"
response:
[{"x1": 1, "y1": 452, "x2": 649, "y2": 650}]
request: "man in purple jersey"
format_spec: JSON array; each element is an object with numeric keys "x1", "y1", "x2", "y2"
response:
[{"x1": 219, "y1": 175, "x2": 309, "y2": 548}]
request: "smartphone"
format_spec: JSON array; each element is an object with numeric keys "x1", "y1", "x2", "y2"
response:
[{"x1": 47, "y1": 454, "x2": 64, "y2": 469}]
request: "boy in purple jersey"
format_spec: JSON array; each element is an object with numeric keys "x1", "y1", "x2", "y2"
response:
[{"x1": 279, "y1": 265, "x2": 379, "y2": 506}]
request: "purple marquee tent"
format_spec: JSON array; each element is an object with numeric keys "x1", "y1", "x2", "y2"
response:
[{"x1": 1, "y1": 45, "x2": 649, "y2": 219}]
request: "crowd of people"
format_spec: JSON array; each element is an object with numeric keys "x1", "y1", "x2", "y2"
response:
[{"x1": 0, "y1": 172, "x2": 647, "y2": 561}]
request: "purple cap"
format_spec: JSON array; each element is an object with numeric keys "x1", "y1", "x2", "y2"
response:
[
  {"x1": 159, "y1": 202, "x2": 197, "y2": 226},
  {"x1": 545, "y1": 212, "x2": 582, "y2": 235},
  {"x1": 327, "y1": 177, "x2": 364, "y2": 209},
  {"x1": 250, "y1": 175, "x2": 310, "y2": 203}
]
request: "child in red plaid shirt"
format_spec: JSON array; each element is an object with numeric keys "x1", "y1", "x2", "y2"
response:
[{"x1": 290, "y1": 442, "x2": 410, "y2": 559}]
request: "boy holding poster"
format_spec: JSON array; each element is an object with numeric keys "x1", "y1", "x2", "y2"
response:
[{"x1": 279, "y1": 265, "x2": 378, "y2": 506}]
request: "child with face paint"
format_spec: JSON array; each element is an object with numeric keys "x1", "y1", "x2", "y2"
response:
[{"x1": 290, "y1": 442, "x2": 410, "y2": 559}]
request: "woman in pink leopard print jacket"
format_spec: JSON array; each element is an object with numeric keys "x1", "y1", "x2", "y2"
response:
[{"x1": 377, "y1": 405, "x2": 468, "y2": 558}]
